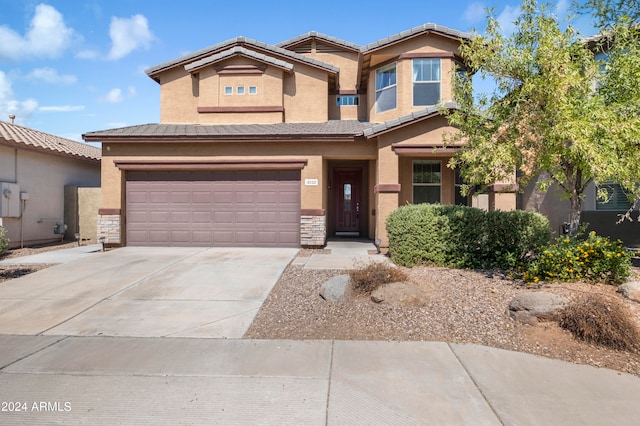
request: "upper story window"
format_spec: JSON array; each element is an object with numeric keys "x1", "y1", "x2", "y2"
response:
[
  {"x1": 236, "y1": 86, "x2": 245, "y2": 95},
  {"x1": 337, "y1": 95, "x2": 359, "y2": 106},
  {"x1": 376, "y1": 64, "x2": 397, "y2": 113},
  {"x1": 413, "y1": 58, "x2": 441, "y2": 106},
  {"x1": 249, "y1": 86, "x2": 257, "y2": 95},
  {"x1": 224, "y1": 86, "x2": 233, "y2": 95}
]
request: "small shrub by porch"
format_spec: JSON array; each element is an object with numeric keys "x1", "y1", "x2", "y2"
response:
[{"x1": 386, "y1": 204, "x2": 551, "y2": 269}]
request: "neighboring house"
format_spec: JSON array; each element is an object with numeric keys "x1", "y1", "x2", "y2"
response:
[
  {"x1": 84, "y1": 24, "x2": 517, "y2": 250},
  {"x1": 0, "y1": 119, "x2": 101, "y2": 248}
]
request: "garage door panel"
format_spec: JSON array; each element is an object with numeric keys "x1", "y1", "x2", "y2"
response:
[
  {"x1": 126, "y1": 170, "x2": 300, "y2": 247},
  {"x1": 192, "y1": 211, "x2": 211, "y2": 223},
  {"x1": 150, "y1": 211, "x2": 171, "y2": 223},
  {"x1": 213, "y1": 211, "x2": 234, "y2": 223},
  {"x1": 192, "y1": 192, "x2": 212, "y2": 203},
  {"x1": 149, "y1": 230, "x2": 171, "y2": 242}
]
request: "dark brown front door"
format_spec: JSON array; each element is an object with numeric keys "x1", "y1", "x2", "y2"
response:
[{"x1": 333, "y1": 168, "x2": 362, "y2": 235}]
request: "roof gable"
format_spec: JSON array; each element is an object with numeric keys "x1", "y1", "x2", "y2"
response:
[
  {"x1": 362, "y1": 23, "x2": 473, "y2": 53},
  {"x1": 146, "y1": 36, "x2": 338, "y2": 80},
  {"x1": 0, "y1": 121, "x2": 101, "y2": 163},
  {"x1": 276, "y1": 31, "x2": 362, "y2": 53},
  {"x1": 185, "y1": 46, "x2": 294, "y2": 73}
]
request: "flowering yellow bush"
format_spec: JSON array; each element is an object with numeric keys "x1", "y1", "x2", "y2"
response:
[{"x1": 522, "y1": 232, "x2": 630, "y2": 285}]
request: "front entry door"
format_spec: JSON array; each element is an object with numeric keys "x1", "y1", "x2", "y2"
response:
[{"x1": 333, "y1": 168, "x2": 362, "y2": 235}]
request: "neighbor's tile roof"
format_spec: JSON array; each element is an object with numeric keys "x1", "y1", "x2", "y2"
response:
[
  {"x1": 362, "y1": 23, "x2": 474, "y2": 53},
  {"x1": 146, "y1": 36, "x2": 338, "y2": 76},
  {"x1": 185, "y1": 46, "x2": 294, "y2": 72},
  {"x1": 0, "y1": 120, "x2": 101, "y2": 162},
  {"x1": 83, "y1": 121, "x2": 374, "y2": 141}
]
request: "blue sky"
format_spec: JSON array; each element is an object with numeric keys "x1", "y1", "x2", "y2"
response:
[{"x1": 0, "y1": 0, "x2": 597, "y2": 144}]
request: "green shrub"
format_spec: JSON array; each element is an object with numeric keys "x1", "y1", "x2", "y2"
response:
[
  {"x1": 523, "y1": 231, "x2": 631, "y2": 285},
  {"x1": 386, "y1": 204, "x2": 551, "y2": 269},
  {"x1": 0, "y1": 227, "x2": 9, "y2": 256},
  {"x1": 349, "y1": 261, "x2": 408, "y2": 295}
]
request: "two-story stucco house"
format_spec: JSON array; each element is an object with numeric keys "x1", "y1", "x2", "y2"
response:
[{"x1": 83, "y1": 23, "x2": 517, "y2": 250}]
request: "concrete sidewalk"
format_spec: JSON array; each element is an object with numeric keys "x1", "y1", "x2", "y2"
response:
[
  {"x1": 1, "y1": 336, "x2": 639, "y2": 425},
  {"x1": 0, "y1": 244, "x2": 102, "y2": 265},
  {"x1": 293, "y1": 239, "x2": 388, "y2": 269}
]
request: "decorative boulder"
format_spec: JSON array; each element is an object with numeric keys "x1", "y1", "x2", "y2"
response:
[
  {"x1": 370, "y1": 282, "x2": 429, "y2": 307},
  {"x1": 618, "y1": 282, "x2": 640, "y2": 303},
  {"x1": 507, "y1": 292, "x2": 568, "y2": 325},
  {"x1": 319, "y1": 274, "x2": 350, "y2": 302}
]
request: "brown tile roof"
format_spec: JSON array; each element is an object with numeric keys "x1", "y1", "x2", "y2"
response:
[
  {"x1": 0, "y1": 120, "x2": 101, "y2": 163},
  {"x1": 83, "y1": 121, "x2": 373, "y2": 141},
  {"x1": 362, "y1": 23, "x2": 474, "y2": 53},
  {"x1": 363, "y1": 102, "x2": 460, "y2": 137},
  {"x1": 185, "y1": 46, "x2": 294, "y2": 73},
  {"x1": 276, "y1": 31, "x2": 363, "y2": 52},
  {"x1": 146, "y1": 36, "x2": 338, "y2": 78}
]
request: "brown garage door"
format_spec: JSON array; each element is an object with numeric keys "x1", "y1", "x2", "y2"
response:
[{"x1": 125, "y1": 170, "x2": 300, "y2": 247}]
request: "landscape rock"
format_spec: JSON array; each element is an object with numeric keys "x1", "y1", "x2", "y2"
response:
[
  {"x1": 618, "y1": 282, "x2": 640, "y2": 303},
  {"x1": 507, "y1": 292, "x2": 568, "y2": 325},
  {"x1": 319, "y1": 274, "x2": 350, "y2": 302},
  {"x1": 370, "y1": 282, "x2": 429, "y2": 307}
]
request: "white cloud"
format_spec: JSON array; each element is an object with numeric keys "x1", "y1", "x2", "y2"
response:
[
  {"x1": 497, "y1": 5, "x2": 522, "y2": 34},
  {"x1": 101, "y1": 88, "x2": 123, "y2": 103},
  {"x1": 0, "y1": 71, "x2": 38, "y2": 123},
  {"x1": 464, "y1": 2, "x2": 486, "y2": 24},
  {"x1": 39, "y1": 105, "x2": 85, "y2": 112},
  {"x1": 107, "y1": 14, "x2": 154, "y2": 60},
  {"x1": 0, "y1": 4, "x2": 76, "y2": 60},
  {"x1": 26, "y1": 68, "x2": 77, "y2": 85}
]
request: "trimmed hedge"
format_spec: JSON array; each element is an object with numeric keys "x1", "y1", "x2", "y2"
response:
[{"x1": 386, "y1": 204, "x2": 551, "y2": 269}]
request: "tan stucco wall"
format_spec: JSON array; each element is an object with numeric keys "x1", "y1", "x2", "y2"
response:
[
  {"x1": 0, "y1": 145, "x2": 100, "y2": 248},
  {"x1": 100, "y1": 140, "x2": 378, "y2": 213},
  {"x1": 283, "y1": 65, "x2": 329, "y2": 122},
  {"x1": 157, "y1": 56, "x2": 330, "y2": 124}
]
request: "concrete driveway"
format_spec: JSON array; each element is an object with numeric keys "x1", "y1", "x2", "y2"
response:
[{"x1": 0, "y1": 247, "x2": 297, "y2": 338}]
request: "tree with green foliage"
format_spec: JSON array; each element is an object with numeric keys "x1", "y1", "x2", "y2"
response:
[
  {"x1": 444, "y1": 0, "x2": 640, "y2": 234},
  {"x1": 574, "y1": 0, "x2": 640, "y2": 28}
]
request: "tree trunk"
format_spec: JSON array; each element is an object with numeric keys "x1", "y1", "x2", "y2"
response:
[{"x1": 568, "y1": 194, "x2": 582, "y2": 236}]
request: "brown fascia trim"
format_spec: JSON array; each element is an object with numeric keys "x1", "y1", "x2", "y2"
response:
[
  {"x1": 374, "y1": 184, "x2": 401, "y2": 193},
  {"x1": 98, "y1": 208, "x2": 121, "y2": 215},
  {"x1": 197, "y1": 106, "x2": 285, "y2": 113},
  {"x1": 391, "y1": 144, "x2": 460, "y2": 155},
  {"x1": 113, "y1": 158, "x2": 308, "y2": 171},
  {"x1": 215, "y1": 64, "x2": 266, "y2": 74},
  {"x1": 300, "y1": 208, "x2": 326, "y2": 216},
  {"x1": 87, "y1": 134, "x2": 357, "y2": 143},
  {"x1": 488, "y1": 183, "x2": 519, "y2": 192}
]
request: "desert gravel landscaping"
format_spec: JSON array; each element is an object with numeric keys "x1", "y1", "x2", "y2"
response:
[{"x1": 246, "y1": 253, "x2": 640, "y2": 378}]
